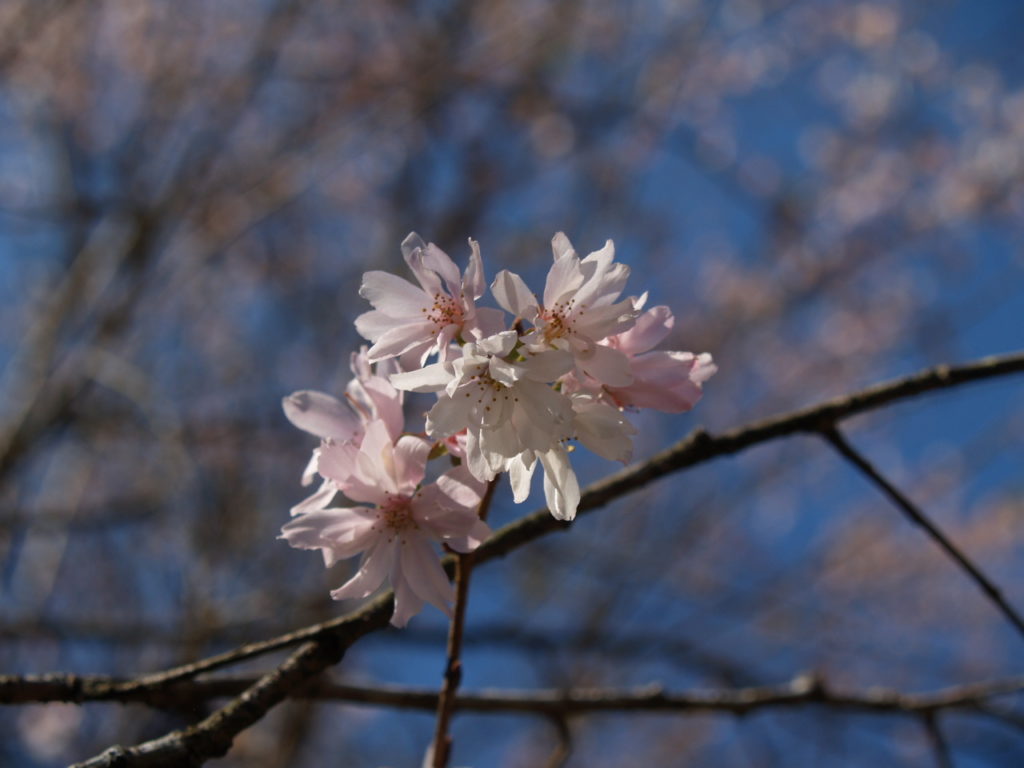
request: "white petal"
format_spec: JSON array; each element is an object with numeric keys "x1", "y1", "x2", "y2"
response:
[
  {"x1": 543, "y1": 250, "x2": 585, "y2": 307},
  {"x1": 389, "y1": 362, "x2": 453, "y2": 393},
  {"x1": 463, "y1": 238, "x2": 486, "y2": 299},
  {"x1": 421, "y1": 243, "x2": 462, "y2": 296},
  {"x1": 354, "y1": 310, "x2": 396, "y2": 342},
  {"x1": 551, "y1": 231, "x2": 575, "y2": 260},
  {"x1": 508, "y1": 453, "x2": 536, "y2": 503},
  {"x1": 359, "y1": 270, "x2": 428, "y2": 316},
  {"x1": 539, "y1": 448, "x2": 580, "y2": 521},
  {"x1": 491, "y1": 270, "x2": 538, "y2": 319},
  {"x1": 477, "y1": 329, "x2": 518, "y2": 357},
  {"x1": 573, "y1": 400, "x2": 637, "y2": 463},
  {"x1": 426, "y1": 395, "x2": 469, "y2": 438},
  {"x1": 365, "y1": 322, "x2": 434, "y2": 363}
]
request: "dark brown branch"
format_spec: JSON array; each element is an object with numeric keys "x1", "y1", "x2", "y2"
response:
[
  {"x1": 66, "y1": 609, "x2": 391, "y2": 768},
  {"x1": 8, "y1": 672, "x2": 1024, "y2": 718},
  {"x1": 41, "y1": 351, "x2": 1024, "y2": 765},
  {"x1": 20, "y1": 353, "x2": 1024, "y2": 705},
  {"x1": 823, "y1": 427, "x2": 1024, "y2": 641}
]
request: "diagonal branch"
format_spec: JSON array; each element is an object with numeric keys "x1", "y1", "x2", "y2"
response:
[{"x1": 822, "y1": 426, "x2": 1024, "y2": 641}]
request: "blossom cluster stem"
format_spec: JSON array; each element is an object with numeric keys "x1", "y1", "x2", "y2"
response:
[{"x1": 430, "y1": 476, "x2": 499, "y2": 768}]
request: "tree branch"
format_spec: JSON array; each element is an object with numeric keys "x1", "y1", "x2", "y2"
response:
[
  {"x1": 8, "y1": 672, "x2": 1024, "y2": 718},
  {"x1": 35, "y1": 351, "x2": 1024, "y2": 766},
  {"x1": 822, "y1": 426, "x2": 1024, "y2": 640}
]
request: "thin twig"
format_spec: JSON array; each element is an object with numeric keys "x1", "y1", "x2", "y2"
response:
[
  {"x1": 544, "y1": 715, "x2": 572, "y2": 768},
  {"x1": 923, "y1": 713, "x2": 954, "y2": 768},
  {"x1": 430, "y1": 476, "x2": 499, "y2": 768},
  {"x1": 822, "y1": 426, "x2": 1024, "y2": 641}
]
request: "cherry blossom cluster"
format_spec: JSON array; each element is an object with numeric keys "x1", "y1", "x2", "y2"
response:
[{"x1": 280, "y1": 233, "x2": 715, "y2": 626}]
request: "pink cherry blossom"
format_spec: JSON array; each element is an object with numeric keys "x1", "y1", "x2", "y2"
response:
[
  {"x1": 282, "y1": 347, "x2": 404, "y2": 515},
  {"x1": 355, "y1": 233, "x2": 505, "y2": 366},
  {"x1": 598, "y1": 303, "x2": 717, "y2": 412},
  {"x1": 280, "y1": 420, "x2": 491, "y2": 627}
]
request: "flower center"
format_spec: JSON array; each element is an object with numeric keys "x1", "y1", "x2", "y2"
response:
[
  {"x1": 376, "y1": 495, "x2": 417, "y2": 537},
  {"x1": 423, "y1": 292, "x2": 464, "y2": 329},
  {"x1": 540, "y1": 297, "x2": 578, "y2": 343},
  {"x1": 463, "y1": 366, "x2": 516, "y2": 414}
]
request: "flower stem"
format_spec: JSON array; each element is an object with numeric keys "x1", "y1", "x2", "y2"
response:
[{"x1": 430, "y1": 477, "x2": 499, "y2": 768}]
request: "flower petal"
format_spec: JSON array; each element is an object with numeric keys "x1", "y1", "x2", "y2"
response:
[
  {"x1": 491, "y1": 270, "x2": 538, "y2": 319},
  {"x1": 390, "y1": 362, "x2": 453, "y2": 393},
  {"x1": 330, "y1": 541, "x2": 395, "y2": 600},
  {"x1": 282, "y1": 390, "x2": 359, "y2": 440},
  {"x1": 539, "y1": 447, "x2": 580, "y2": 521},
  {"x1": 359, "y1": 270, "x2": 428, "y2": 317},
  {"x1": 463, "y1": 238, "x2": 486, "y2": 299},
  {"x1": 400, "y1": 535, "x2": 454, "y2": 615}
]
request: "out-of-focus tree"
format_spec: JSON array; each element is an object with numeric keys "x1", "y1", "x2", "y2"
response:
[{"x1": 1, "y1": 1, "x2": 1023, "y2": 766}]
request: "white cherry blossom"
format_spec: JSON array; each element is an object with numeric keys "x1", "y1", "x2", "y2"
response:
[
  {"x1": 491, "y1": 233, "x2": 641, "y2": 387},
  {"x1": 390, "y1": 330, "x2": 575, "y2": 482}
]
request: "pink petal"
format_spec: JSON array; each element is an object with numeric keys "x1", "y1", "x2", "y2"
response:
[
  {"x1": 609, "y1": 351, "x2": 714, "y2": 412},
  {"x1": 282, "y1": 390, "x2": 359, "y2": 440},
  {"x1": 330, "y1": 541, "x2": 395, "y2": 600},
  {"x1": 400, "y1": 535, "x2": 454, "y2": 615},
  {"x1": 613, "y1": 305, "x2": 674, "y2": 354},
  {"x1": 390, "y1": 567, "x2": 425, "y2": 628},
  {"x1": 279, "y1": 507, "x2": 377, "y2": 560},
  {"x1": 290, "y1": 480, "x2": 336, "y2": 516},
  {"x1": 434, "y1": 465, "x2": 486, "y2": 509},
  {"x1": 576, "y1": 344, "x2": 633, "y2": 387},
  {"x1": 354, "y1": 420, "x2": 399, "y2": 495},
  {"x1": 393, "y1": 435, "x2": 430, "y2": 492},
  {"x1": 317, "y1": 441, "x2": 360, "y2": 485}
]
